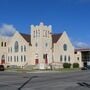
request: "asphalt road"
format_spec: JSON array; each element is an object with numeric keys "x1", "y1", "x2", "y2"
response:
[{"x1": 0, "y1": 70, "x2": 90, "y2": 90}]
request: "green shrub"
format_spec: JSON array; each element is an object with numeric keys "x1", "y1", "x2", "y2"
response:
[
  {"x1": 63, "y1": 63, "x2": 71, "y2": 68},
  {"x1": 73, "y1": 63, "x2": 79, "y2": 68}
]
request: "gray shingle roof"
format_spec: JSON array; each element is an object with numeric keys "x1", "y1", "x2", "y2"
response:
[
  {"x1": 20, "y1": 33, "x2": 31, "y2": 45},
  {"x1": 52, "y1": 33, "x2": 62, "y2": 43}
]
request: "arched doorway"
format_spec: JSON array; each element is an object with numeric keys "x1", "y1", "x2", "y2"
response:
[
  {"x1": 1, "y1": 55, "x2": 5, "y2": 64},
  {"x1": 35, "y1": 54, "x2": 39, "y2": 65}
]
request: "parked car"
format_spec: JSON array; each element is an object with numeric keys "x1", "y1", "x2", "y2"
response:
[
  {"x1": 81, "y1": 67, "x2": 87, "y2": 70},
  {"x1": 0, "y1": 65, "x2": 5, "y2": 71}
]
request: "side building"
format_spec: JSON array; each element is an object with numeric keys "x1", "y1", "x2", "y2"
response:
[{"x1": 75, "y1": 48, "x2": 90, "y2": 68}]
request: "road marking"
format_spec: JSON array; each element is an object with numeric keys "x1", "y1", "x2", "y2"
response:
[
  {"x1": 18, "y1": 76, "x2": 38, "y2": 90},
  {"x1": 77, "y1": 82, "x2": 90, "y2": 88}
]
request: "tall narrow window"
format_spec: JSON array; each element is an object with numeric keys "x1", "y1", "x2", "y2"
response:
[
  {"x1": 33, "y1": 31, "x2": 35, "y2": 38},
  {"x1": 35, "y1": 42, "x2": 38, "y2": 47},
  {"x1": 21, "y1": 46, "x2": 23, "y2": 52},
  {"x1": 11, "y1": 47, "x2": 12, "y2": 53},
  {"x1": 45, "y1": 30, "x2": 47, "y2": 37},
  {"x1": 36, "y1": 30, "x2": 37, "y2": 37},
  {"x1": 8, "y1": 56, "x2": 9, "y2": 62},
  {"x1": 77, "y1": 57, "x2": 79, "y2": 61},
  {"x1": 4, "y1": 42, "x2": 6, "y2": 47},
  {"x1": 8, "y1": 48, "x2": 10, "y2": 53},
  {"x1": 14, "y1": 56, "x2": 16, "y2": 62},
  {"x1": 21, "y1": 56, "x2": 23, "y2": 62},
  {"x1": 11, "y1": 56, "x2": 12, "y2": 62},
  {"x1": 24, "y1": 45, "x2": 26, "y2": 52},
  {"x1": 38, "y1": 30, "x2": 40, "y2": 37},
  {"x1": 24, "y1": 55, "x2": 26, "y2": 62},
  {"x1": 14, "y1": 41, "x2": 19, "y2": 52},
  {"x1": 43, "y1": 30, "x2": 45, "y2": 37},
  {"x1": 48, "y1": 31, "x2": 49, "y2": 38},
  {"x1": 60, "y1": 55, "x2": 62, "y2": 62},
  {"x1": 45, "y1": 43, "x2": 48, "y2": 47},
  {"x1": 1, "y1": 42, "x2": 3, "y2": 47},
  {"x1": 17, "y1": 56, "x2": 18, "y2": 62},
  {"x1": 68, "y1": 56, "x2": 70, "y2": 62},
  {"x1": 63, "y1": 44, "x2": 67, "y2": 51},
  {"x1": 64, "y1": 55, "x2": 66, "y2": 62}
]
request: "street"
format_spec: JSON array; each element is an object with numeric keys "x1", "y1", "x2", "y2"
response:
[{"x1": 0, "y1": 70, "x2": 90, "y2": 90}]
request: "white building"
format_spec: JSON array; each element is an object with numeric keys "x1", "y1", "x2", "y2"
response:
[{"x1": 0, "y1": 22, "x2": 83, "y2": 69}]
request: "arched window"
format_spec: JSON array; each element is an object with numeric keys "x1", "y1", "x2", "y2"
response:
[
  {"x1": 14, "y1": 41, "x2": 19, "y2": 52},
  {"x1": 63, "y1": 44, "x2": 67, "y2": 51}
]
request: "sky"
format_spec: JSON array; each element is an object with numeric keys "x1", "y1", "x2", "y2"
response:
[{"x1": 0, "y1": 0, "x2": 90, "y2": 48}]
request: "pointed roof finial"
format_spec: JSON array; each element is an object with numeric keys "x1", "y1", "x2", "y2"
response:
[{"x1": 40, "y1": 22, "x2": 44, "y2": 26}]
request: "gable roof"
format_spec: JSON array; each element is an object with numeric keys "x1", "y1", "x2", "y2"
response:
[
  {"x1": 20, "y1": 33, "x2": 31, "y2": 45},
  {"x1": 20, "y1": 33, "x2": 62, "y2": 45},
  {"x1": 52, "y1": 33, "x2": 62, "y2": 43}
]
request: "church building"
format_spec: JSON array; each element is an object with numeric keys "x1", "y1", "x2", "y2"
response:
[{"x1": 0, "y1": 22, "x2": 83, "y2": 69}]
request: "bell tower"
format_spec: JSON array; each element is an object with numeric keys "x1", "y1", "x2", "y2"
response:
[{"x1": 31, "y1": 22, "x2": 52, "y2": 66}]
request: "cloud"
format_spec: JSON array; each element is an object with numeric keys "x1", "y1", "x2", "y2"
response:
[
  {"x1": 73, "y1": 41, "x2": 90, "y2": 48},
  {"x1": 0, "y1": 24, "x2": 16, "y2": 37}
]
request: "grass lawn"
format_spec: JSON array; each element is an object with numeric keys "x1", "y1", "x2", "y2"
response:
[
  {"x1": 5, "y1": 67, "x2": 81, "y2": 73},
  {"x1": 59, "y1": 68, "x2": 80, "y2": 72}
]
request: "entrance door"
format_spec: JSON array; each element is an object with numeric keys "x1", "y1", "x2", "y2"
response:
[
  {"x1": 45, "y1": 58, "x2": 48, "y2": 64},
  {"x1": 43, "y1": 54, "x2": 48, "y2": 64},
  {"x1": 35, "y1": 59, "x2": 39, "y2": 64},
  {"x1": 1, "y1": 55, "x2": 5, "y2": 64}
]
